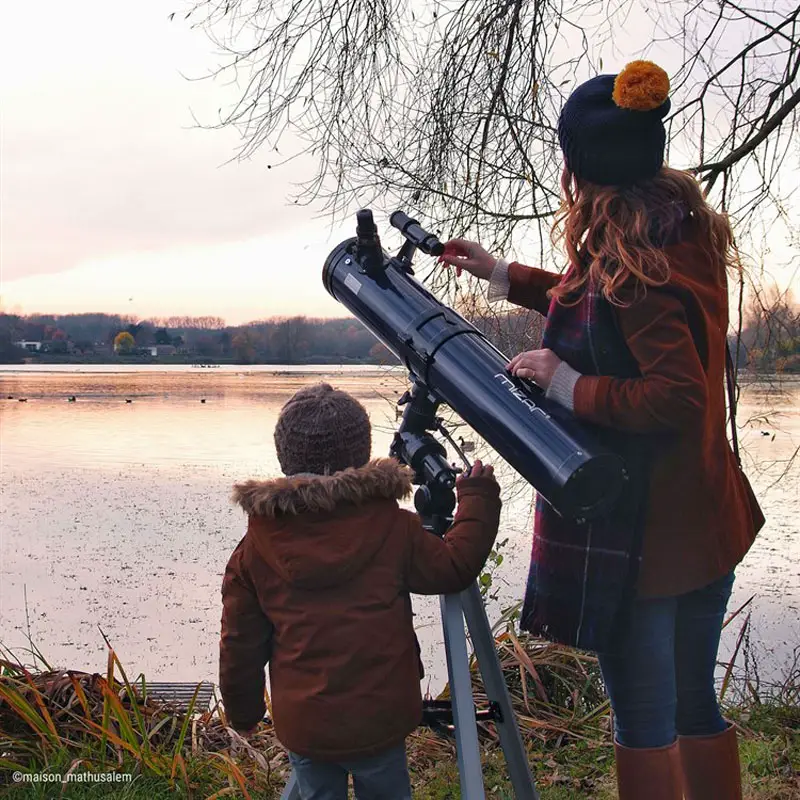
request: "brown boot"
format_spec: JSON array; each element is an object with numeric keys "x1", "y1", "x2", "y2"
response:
[
  {"x1": 679, "y1": 723, "x2": 742, "y2": 800},
  {"x1": 614, "y1": 740, "x2": 683, "y2": 799}
]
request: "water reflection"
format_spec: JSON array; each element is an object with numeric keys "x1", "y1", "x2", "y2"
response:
[{"x1": 1, "y1": 370, "x2": 797, "y2": 691}]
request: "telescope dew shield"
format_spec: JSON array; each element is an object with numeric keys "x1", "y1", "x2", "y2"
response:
[{"x1": 323, "y1": 232, "x2": 627, "y2": 521}]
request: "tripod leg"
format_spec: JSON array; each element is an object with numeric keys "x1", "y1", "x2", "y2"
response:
[
  {"x1": 461, "y1": 582, "x2": 540, "y2": 799},
  {"x1": 280, "y1": 770, "x2": 300, "y2": 800},
  {"x1": 440, "y1": 593, "x2": 486, "y2": 800}
]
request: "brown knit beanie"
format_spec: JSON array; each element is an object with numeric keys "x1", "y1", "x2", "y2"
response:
[{"x1": 274, "y1": 383, "x2": 372, "y2": 476}]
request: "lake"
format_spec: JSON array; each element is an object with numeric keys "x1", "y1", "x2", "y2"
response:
[{"x1": 1, "y1": 366, "x2": 797, "y2": 692}]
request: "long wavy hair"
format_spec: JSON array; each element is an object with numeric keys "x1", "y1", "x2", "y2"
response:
[{"x1": 550, "y1": 166, "x2": 739, "y2": 306}]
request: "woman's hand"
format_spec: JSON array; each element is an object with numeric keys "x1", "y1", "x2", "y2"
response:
[
  {"x1": 507, "y1": 349, "x2": 563, "y2": 390},
  {"x1": 438, "y1": 239, "x2": 495, "y2": 280}
]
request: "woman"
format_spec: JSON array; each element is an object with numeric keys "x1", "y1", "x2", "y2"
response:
[{"x1": 440, "y1": 61, "x2": 764, "y2": 800}]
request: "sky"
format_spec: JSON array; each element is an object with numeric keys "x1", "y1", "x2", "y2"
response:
[
  {"x1": 1, "y1": 1, "x2": 797, "y2": 325},
  {"x1": 0, "y1": 0, "x2": 351, "y2": 323}
]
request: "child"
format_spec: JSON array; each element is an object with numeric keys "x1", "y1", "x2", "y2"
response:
[{"x1": 219, "y1": 383, "x2": 501, "y2": 799}]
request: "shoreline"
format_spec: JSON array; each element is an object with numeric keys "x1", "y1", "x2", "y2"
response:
[
  {"x1": 0, "y1": 363, "x2": 402, "y2": 374},
  {"x1": 2, "y1": 361, "x2": 796, "y2": 380}
]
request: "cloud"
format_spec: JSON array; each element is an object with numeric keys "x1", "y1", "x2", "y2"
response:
[
  {"x1": 0, "y1": 223, "x2": 350, "y2": 324},
  {"x1": 0, "y1": 0, "x2": 319, "y2": 285}
]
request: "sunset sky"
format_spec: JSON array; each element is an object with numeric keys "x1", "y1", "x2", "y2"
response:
[
  {"x1": 1, "y1": 1, "x2": 797, "y2": 324},
  {"x1": 0, "y1": 0, "x2": 355, "y2": 323}
]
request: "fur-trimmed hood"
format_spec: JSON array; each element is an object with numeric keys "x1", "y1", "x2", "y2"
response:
[
  {"x1": 232, "y1": 458, "x2": 414, "y2": 519},
  {"x1": 232, "y1": 459, "x2": 415, "y2": 589}
]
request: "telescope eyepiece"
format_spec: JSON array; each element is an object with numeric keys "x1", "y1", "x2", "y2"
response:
[
  {"x1": 356, "y1": 209, "x2": 378, "y2": 238},
  {"x1": 355, "y1": 208, "x2": 385, "y2": 277}
]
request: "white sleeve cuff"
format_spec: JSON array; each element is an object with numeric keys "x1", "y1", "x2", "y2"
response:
[
  {"x1": 546, "y1": 362, "x2": 581, "y2": 412},
  {"x1": 487, "y1": 257, "x2": 511, "y2": 303}
]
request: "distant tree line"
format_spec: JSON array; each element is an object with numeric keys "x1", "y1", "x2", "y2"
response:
[
  {"x1": 0, "y1": 313, "x2": 386, "y2": 365},
  {"x1": 733, "y1": 287, "x2": 800, "y2": 374},
  {"x1": 1, "y1": 295, "x2": 796, "y2": 372},
  {"x1": 0, "y1": 309, "x2": 543, "y2": 366},
  {"x1": 0, "y1": 307, "x2": 544, "y2": 365}
]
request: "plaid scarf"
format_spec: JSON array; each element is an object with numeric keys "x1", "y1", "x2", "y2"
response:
[
  {"x1": 520, "y1": 208, "x2": 690, "y2": 653},
  {"x1": 519, "y1": 280, "x2": 654, "y2": 654}
]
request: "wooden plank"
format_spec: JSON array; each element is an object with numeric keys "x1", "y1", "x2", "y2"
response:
[{"x1": 140, "y1": 681, "x2": 215, "y2": 711}]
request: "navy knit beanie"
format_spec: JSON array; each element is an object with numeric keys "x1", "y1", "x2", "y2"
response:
[{"x1": 558, "y1": 61, "x2": 671, "y2": 186}]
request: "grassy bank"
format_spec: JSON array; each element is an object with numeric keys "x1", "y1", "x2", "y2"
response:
[{"x1": 1, "y1": 633, "x2": 797, "y2": 799}]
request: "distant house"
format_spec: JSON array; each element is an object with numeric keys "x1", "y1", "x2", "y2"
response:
[
  {"x1": 14, "y1": 341, "x2": 42, "y2": 352},
  {"x1": 146, "y1": 345, "x2": 177, "y2": 357}
]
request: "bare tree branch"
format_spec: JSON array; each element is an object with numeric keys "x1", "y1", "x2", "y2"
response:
[
  {"x1": 182, "y1": 0, "x2": 800, "y2": 395},
  {"x1": 697, "y1": 84, "x2": 800, "y2": 191}
]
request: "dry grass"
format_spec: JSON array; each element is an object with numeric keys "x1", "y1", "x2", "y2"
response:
[{"x1": 1, "y1": 623, "x2": 797, "y2": 799}]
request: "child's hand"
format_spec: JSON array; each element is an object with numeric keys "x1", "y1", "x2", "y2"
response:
[{"x1": 457, "y1": 459, "x2": 496, "y2": 483}]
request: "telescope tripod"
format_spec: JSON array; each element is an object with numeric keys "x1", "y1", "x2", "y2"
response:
[
  {"x1": 280, "y1": 381, "x2": 539, "y2": 799},
  {"x1": 428, "y1": 582, "x2": 541, "y2": 799}
]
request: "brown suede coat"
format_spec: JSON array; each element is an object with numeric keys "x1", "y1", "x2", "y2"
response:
[
  {"x1": 507, "y1": 232, "x2": 764, "y2": 597},
  {"x1": 219, "y1": 458, "x2": 501, "y2": 761}
]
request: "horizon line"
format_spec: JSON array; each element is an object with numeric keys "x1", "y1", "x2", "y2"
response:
[{"x1": 0, "y1": 310, "x2": 355, "y2": 326}]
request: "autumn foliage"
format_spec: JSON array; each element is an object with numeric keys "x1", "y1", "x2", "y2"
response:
[{"x1": 113, "y1": 331, "x2": 135, "y2": 353}]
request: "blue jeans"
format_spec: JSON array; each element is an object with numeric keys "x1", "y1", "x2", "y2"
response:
[
  {"x1": 598, "y1": 571, "x2": 735, "y2": 749},
  {"x1": 288, "y1": 743, "x2": 412, "y2": 800}
]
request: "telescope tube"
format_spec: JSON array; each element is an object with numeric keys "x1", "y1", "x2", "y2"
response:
[{"x1": 323, "y1": 239, "x2": 627, "y2": 520}]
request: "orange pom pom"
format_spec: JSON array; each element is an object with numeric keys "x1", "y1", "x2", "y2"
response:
[{"x1": 612, "y1": 61, "x2": 670, "y2": 111}]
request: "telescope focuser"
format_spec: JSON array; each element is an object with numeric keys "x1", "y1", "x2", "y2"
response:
[
  {"x1": 355, "y1": 209, "x2": 385, "y2": 277},
  {"x1": 391, "y1": 381, "x2": 459, "y2": 535}
]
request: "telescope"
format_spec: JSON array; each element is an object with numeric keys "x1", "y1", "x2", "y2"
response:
[{"x1": 322, "y1": 209, "x2": 627, "y2": 522}]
